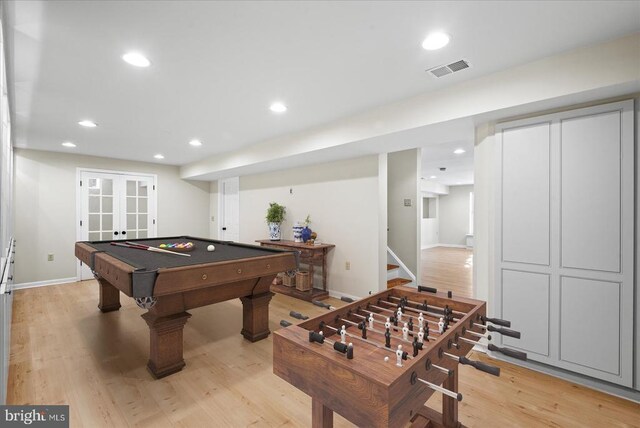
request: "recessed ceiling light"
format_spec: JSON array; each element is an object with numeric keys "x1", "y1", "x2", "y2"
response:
[
  {"x1": 429, "y1": 175, "x2": 437, "y2": 179},
  {"x1": 422, "y1": 32, "x2": 450, "y2": 50},
  {"x1": 62, "y1": 142, "x2": 76, "y2": 148},
  {"x1": 189, "y1": 139, "x2": 202, "y2": 147},
  {"x1": 454, "y1": 148, "x2": 466, "y2": 154},
  {"x1": 154, "y1": 154, "x2": 164, "y2": 159},
  {"x1": 78, "y1": 120, "x2": 97, "y2": 128},
  {"x1": 122, "y1": 52, "x2": 151, "y2": 67},
  {"x1": 269, "y1": 102, "x2": 287, "y2": 113}
]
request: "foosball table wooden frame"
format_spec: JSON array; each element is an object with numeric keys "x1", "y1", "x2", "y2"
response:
[{"x1": 274, "y1": 285, "x2": 525, "y2": 428}]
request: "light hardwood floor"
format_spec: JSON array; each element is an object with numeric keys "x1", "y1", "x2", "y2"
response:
[
  {"x1": 8, "y1": 280, "x2": 640, "y2": 427},
  {"x1": 421, "y1": 247, "x2": 473, "y2": 298}
]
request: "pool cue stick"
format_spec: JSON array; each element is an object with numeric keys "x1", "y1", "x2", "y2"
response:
[
  {"x1": 114, "y1": 241, "x2": 191, "y2": 257},
  {"x1": 124, "y1": 241, "x2": 192, "y2": 257}
]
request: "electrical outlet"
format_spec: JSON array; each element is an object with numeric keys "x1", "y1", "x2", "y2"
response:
[
  {"x1": 47, "y1": 253, "x2": 54, "y2": 262},
  {"x1": 345, "y1": 261, "x2": 351, "y2": 270}
]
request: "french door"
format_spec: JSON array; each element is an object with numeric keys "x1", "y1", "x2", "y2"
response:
[{"x1": 77, "y1": 170, "x2": 157, "y2": 280}]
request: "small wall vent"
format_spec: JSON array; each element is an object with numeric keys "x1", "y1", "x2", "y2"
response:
[{"x1": 427, "y1": 59, "x2": 470, "y2": 78}]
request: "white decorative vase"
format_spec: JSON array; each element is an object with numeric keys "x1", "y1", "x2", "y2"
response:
[
  {"x1": 268, "y1": 222, "x2": 282, "y2": 241},
  {"x1": 292, "y1": 222, "x2": 304, "y2": 243}
]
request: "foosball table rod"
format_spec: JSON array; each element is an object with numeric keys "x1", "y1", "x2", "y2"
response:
[
  {"x1": 320, "y1": 322, "x2": 414, "y2": 361},
  {"x1": 342, "y1": 316, "x2": 410, "y2": 342},
  {"x1": 376, "y1": 300, "x2": 458, "y2": 324},
  {"x1": 387, "y1": 295, "x2": 466, "y2": 318},
  {"x1": 411, "y1": 373, "x2": 462, "y2": 401},
  {"x1": 440, "y1": 349, "x2": 501, "y2": 376},
  {"x1": 359, "y1": 307, "x2": 443, "y2": 330},
  {"x1": 349, "y1": 313, "x2": 439, "y2": 342}
]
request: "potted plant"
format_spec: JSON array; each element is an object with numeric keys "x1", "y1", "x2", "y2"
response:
[{"x1": 266, "y1": 202, "x2": 286, "y2": 241}]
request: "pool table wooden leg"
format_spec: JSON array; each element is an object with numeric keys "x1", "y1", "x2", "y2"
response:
[
  {"x1": 97, "y1": 277, "x2": 121, "y2": 312},
  {"x1": 141, "y1": 311, "x2": 192, "y2": 379},
  {"x1": 240, "y1": 291, "x2": 274, "y2": 342}
]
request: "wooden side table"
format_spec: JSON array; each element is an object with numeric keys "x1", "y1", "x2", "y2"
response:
[{"x1": 256, "y1": 240, "x2": 335, "y2": 301}]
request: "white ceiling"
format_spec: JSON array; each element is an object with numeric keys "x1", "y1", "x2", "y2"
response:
[
  {"x1": 6, "y1": 1, "x2": 640, "y2": 167},
  {"x1": 421, "y1": 140, "x2": 474, "y2": 186}
]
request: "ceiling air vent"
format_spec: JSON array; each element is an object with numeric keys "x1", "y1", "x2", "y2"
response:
[{"x1": 427, "y1": 59, "x2": 470, "y2": 78}]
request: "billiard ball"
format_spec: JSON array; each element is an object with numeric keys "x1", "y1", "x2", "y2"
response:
[{"x1": 207, "y1": 244, "x2": 215, "y2": 252}]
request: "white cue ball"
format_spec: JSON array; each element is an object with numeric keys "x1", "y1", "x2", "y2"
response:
[
  {"x1": 384, "y1": 356, "x2": 389, "y2": 362},
  {"x1": 207, "y1": 244, "x2": 215, "y2": 252}
]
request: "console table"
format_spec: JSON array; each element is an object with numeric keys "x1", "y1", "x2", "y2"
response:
[{"x1": 256, "y1": 240, "x2": 335, "y2": 301}]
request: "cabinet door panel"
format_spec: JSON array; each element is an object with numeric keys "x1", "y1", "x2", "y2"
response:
[
  {"x1": 502, "y1": 270, "x2": 549, "y2": 357},
  {"x1": 502, "y1": 123, "x2": 550, "y2": 265},
  {"x1": 560, "y1": 111, "x2": 621, "y2": 272},
  {"x1": 560, "y1": 277, "x2": 620, "y2": 376}
]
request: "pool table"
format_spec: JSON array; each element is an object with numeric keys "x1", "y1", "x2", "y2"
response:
[{"x1": 75, "y1": 236, "x2": 298, "y2": 378}]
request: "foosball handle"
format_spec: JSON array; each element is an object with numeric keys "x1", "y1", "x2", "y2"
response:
[
  {"x1": 482, "y1": 316, "x2": 511, "y2": 327},
  {"x1": 418, "y1": 286, "x2": 438, "y2": 294},
  {"x1": 309, "y1": 331, "x2": 325, "y2": 344},
  {"x1": 290, "y1": 310, "x2": 309, "y2": 320},
  {"x1": 333, "y1": 342, "x2": 354, "y2": 359},
  {"x1": 486, "y1": 325, "x2": 521, "y2": 339},
  {"x1": 341, "y1": 297, "x2": 355, "y2": 303},
  {"x1": 312, "y1": 300, "x2": 332, "y2": 309},
  {"x1": 280, "y1": 320, "x2": 292, "y2": 327},
  {"x1": 458, "y1": 356, "x2": 501, "y2": 377},
  {"x1": 488, "y1": 344, "x2": 527, "y2": 361}
]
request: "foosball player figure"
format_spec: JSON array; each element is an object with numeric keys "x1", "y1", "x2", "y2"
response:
[
  {"x1": 359, "y1": 321, "x2": 368, "y2": 339},
  {"x1": 402, "y1": 322, "x2": 409, "y2": 341},
  {"x1": 396, "y1": 307, "x2": 403, "y2": 323},
  {"x1": 385, "y1": 317, "x2": 391, "y2": 331},
  {"x1": 438, "y1": 317, "x2": 445, "y2": 334},
  {"x1": 412, "y1": 336, "x2": 420, "y2": 357},
  {"x1": 368, "y1": 313, "x2": 375, "y2": 329},
  {"x1": 340, "y1": 325, "x2": 347, "y2": 343},
  {"x1": 396, "y1": 345, "x2": 404, "y2": 367},
  {"x1": 418, "y1": 327, "x2": 425, "y2": 344},
  {"x1": 385, "y1": 328, "x2": 391, "y2": 348},
  {"x1": 408, "y1": 317, "x2": 414, "y2": 332},
  {"x1": 418, "y1": 313, "x2": 424, "y2": 330}
]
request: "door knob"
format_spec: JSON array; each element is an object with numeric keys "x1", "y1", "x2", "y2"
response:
[
  {"x1": 122, "y1": 231, "x2": 127, "y2": 235},
  {"x1": 114, "y1": 231, "x2": 119, "y2": 236},
  {"x1": 222, "y1": 227, "x2": 227, "y2": 231}
]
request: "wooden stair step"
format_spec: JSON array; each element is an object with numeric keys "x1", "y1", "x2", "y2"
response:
[
  {"x1": 387, "y1": 277, "x2": 412, "y2": 288},
  {"x1": 387, "y1": 264, "x2": 399, "y2": 271}
]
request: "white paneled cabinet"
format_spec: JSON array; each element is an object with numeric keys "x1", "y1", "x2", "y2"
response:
[{"x1": 495, "y1": 100, "x2": 634, "y2": 388}]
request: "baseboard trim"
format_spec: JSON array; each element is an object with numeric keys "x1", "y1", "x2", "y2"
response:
[
  {"x1": 421, "y1": 244, "x2": 439, "y2": 249},
  {"x1": 12, "y1": 277, "x2": 77, "y2": 290},
  {"x1": 435, "y1": 244, "x2": 467, "y2": 248},
  {"x1": 328, "y1": 290, "x2": 361, "y2": 302}
]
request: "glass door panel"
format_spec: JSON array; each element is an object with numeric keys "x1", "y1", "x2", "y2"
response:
[{"x1": 123, "y1": 176, "x2": 154, "y2": 241}]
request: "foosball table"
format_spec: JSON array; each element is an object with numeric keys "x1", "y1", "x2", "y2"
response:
[{"x1": 273, "y1": 285, "x2": 526, "y2": 428}]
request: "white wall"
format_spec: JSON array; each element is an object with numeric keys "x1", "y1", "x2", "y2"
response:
[
  {"x1": 14, "y1": 149, "x2": 210, "y2": 284},
  {"x1": 438, "y1": 185, "x2": 473, "y2": 246},
  {"x1": 209, "y1": 180, "x2": 219, "y2": 239},
  {"x1": 388, "y1": 149, "x2": 421, "y2": 276},
  {"x1": 421, "y1": 196, "x2": 439, "y2": 248},
  {"x1": 237, "y1": 155, "x2": 381, "y2": 299}
]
